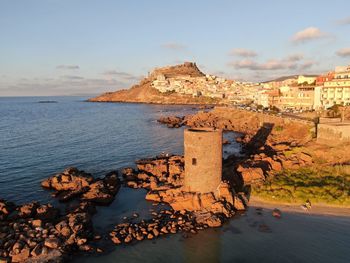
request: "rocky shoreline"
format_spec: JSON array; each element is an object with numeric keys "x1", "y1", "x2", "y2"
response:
[
  {"x1": 1, "y1": 106, "x2": 348, "y2": 262},
  {"x1": 0, "y1": 153, "x2": 246, "y2": 262}
]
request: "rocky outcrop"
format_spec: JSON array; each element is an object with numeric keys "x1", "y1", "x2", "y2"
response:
[
  {"x1": 158, "y1": 108, "x2": 316, "y2": 188},
  {"x1": 41, "y1": 167, "x2": 121, "y2": 205},
  {"x1": 110, "y1": 209, "x2": 204, "y2": 245},
  {"x1": 122, "y1": 155, "x2": 184, "y2": 190},
  {"x1": 88, "y1": 62, "x2": 221, "y2": 105},
  {"x1": 157, "y1": 116, "x2": 186, "y2": 128},
  {"x1": 0, "y1": 200, "x2": 96, "y2": 263},
  {"x1": 121, "y1": 154, "x2": 246, "y2": 231}
]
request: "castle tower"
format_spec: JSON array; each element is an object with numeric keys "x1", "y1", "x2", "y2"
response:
[{"x1": 184, "y1": 128, "x2": 222, "y2": 193}]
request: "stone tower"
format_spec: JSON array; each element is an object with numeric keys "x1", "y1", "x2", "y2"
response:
[{"x1": 184, "y1": 128, "x2": 222, "y2": 193}]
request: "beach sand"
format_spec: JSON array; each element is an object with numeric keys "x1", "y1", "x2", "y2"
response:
[{"x1": 249, "y1": 196, "x2": 350, "y2": 217}]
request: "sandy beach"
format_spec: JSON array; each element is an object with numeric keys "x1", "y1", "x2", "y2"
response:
[{"x1": 249, "y1": 196, "x2": 350, "y2": 217}]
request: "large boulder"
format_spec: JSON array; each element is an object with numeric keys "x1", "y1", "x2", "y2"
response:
[
  {"x1": 42, "y1": 168, "x2": 120, "y2": 204},
  {"x1": 237, "y1": 166, "x2": 265, "y2": 185},
  {"x1": 136, "y1": 158, "x2": 168, "y2": 178},
  {"x1": 41, "y1": 167, "x2": 94, "y2": 192}
]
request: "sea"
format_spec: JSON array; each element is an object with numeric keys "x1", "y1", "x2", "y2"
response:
[{"x1": 0, "y1": 96, "x2": 349, "y2": 263}]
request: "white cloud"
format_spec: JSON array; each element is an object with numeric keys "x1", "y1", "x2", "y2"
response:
[
  {"x1": 161, "y1": 42, "x2": 187, "y2": 50},
  {"x1": 56, "y1": 65, "x2": 80, "y2": 70},
  {"x1": 291, "y1": 27, "x2": 329, "y2": 43},
  {"x1": 231, "y1": 59, "x2": 297, "y2": 71},
  {"x1": 229, "y1": 48, "x2": 257, "y2": 57},
  {"x1": 230, "y1": 54, "x2": 315, "y2": 71},
  {"x1": 336, "y1": 48, "x2": 350, "y2": 57}
]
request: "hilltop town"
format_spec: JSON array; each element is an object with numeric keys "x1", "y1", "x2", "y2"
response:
[{"x1": 90, "y1": 62, "x2": 350, "y2": 112}]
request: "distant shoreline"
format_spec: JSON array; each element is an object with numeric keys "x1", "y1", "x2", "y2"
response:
[{"x1": 249, "y1": 196, "x2": 350, "y2": 218}]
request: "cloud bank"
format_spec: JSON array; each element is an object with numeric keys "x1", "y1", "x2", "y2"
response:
[{"x1": 230, "y1": 53, "x2": 314, "y2": 71}]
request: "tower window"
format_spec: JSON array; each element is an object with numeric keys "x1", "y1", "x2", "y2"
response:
[{"x1": 192, "y1": 158, "x2": 197, "y2": 165}]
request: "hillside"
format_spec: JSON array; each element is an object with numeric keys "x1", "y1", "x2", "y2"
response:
[{"x1": 88, "y1": 62, "x2": 219, "y2": 104}]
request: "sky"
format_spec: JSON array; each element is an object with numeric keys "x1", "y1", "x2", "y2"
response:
[{"x1": 1, "y1": 0, "x2": 350, "y2": 96}]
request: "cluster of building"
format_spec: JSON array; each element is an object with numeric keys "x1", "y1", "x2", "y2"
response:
[
  {"x1": 152, "y1": 73, "x2": 263, "y2": 103},
  {"x1": 261, "y1": 65, "x2": 350, "y2": 111},
  {"x1": 152, "y1": 64, "x2": 350, "y2": 111}
]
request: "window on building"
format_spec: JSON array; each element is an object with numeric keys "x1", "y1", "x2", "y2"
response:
[{"x1": 192, "y1": 158, "x2": 197, "y2": 165}]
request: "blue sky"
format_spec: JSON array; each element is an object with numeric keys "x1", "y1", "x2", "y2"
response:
[{"x1": 1, "y1": 0, "x2": 350, "y2": 96}]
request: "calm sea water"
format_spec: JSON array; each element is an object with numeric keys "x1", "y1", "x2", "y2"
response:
[{"x1": 0, "y1": 96, "x2": 349, "y2": 263}]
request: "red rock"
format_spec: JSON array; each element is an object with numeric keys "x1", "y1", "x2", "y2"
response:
[
  {"x1": 145, "y1": 192, "x2": 161, "y2": 202},
  {"x1": 30, "y1": 244, "x2": 43, "y2": 257},
  {"x1": 36, "y1": 204, "x2": 59, "y2": 221},
  {"x1": 31, "y1": 219, "x2": 42, "y2": 228},
  {"x1": 11, "y1": 248, "x2": 30, "y2": 263},
  {"x1": 233, "y1": 196, "x2": 245, "y2": 210},
  {"x1": 18, "y1": 202, "x2": 39, "y2": 218},
  {"x1": 44, "y1": 238, "x2": 60, "y2": 249},
  {"x1": 238, "y1": 166, "x2": 265, "y2": 185}
]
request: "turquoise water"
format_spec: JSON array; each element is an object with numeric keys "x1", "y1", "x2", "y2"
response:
[{"x1": 0, "y1": 96, "x2": 349, "y2": 263}]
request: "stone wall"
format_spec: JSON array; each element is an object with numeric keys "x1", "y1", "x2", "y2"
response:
[
  {"x1": 317, "y1": 122, "x2": 350, "y2": 143},
  {"x1": 184, "y1": 128, "x2": 222, "y2": 193}
]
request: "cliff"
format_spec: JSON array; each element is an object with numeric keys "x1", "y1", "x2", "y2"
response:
[{"x1": 88, "y1": 62, "x2": 220, "y2": 104}]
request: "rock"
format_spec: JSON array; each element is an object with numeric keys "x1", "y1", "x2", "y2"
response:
[
  {"x1": 44, "y1": 238, "x2": 60, "y2": 249},
  {"x1": 11, "y1": 248, "x2": 30, "y2": 263},
  {"x1": 124, "y1": 235, "x2": 132, "y2": 243},
  {"x1": 81, "y1": 181, "x2": 115, "y2": 205},
  {"x1": 18, "y1": 202, "x2": 39, "y2": 218},
  {"x1": 36, "y1": 204, "x2": 59, "y2": 221},
  {"x1": 30, "y1": 244, "x2": 42, "y2": 257},
  {"x1": 55, "y1": 221, "x2": 71, "y2": 237},
  {"x1": 79, "y1": 244, "x2": 93, "y2": 251},
  {"x1": 195, "y1": 212, "x2": 222, "y2": 227},
  {"x1": 136, "y1": 158, "x2": 168, "y2": 178},
  {"x1": 57, "y1": 187, "x2": 90, "y2": 202},
  {"x1": 200, "y1": 193, "x2": 216, "y2": 209},
  {"x1": 126, "y1": 181, "x2": 139, "y2": 189},
  {"x1": 31, "y1": 219, "x2": 42, "y2": 228},
  {"x1": 111, "y1": 236, "x2": 122, "y2": 244},
  {"x1": 233, "y1": 196, "x2": 245, "y2": 210},
  {"x1": 41, "y1": 167, "x2": 94, "y2": 192},
  {"x1": 152, "y1": 228, "x2": 159, "y2": 237},
  {"x1": 160, "y1": 226, "x2": 168, "y2": 234},
  {"x1": 145, "y1": 192, "x2": 161, "y2": 202},
  {"x1": 157, "y1": 116, "x2": 185, "y2": 128},
  {"x1": 76, "y1": 238, "x2": 87, "y2": 246},
  {"x1": 136, "y1": 233, "x2": 144, "y2": 241},
  {"x1": 237, "y1": 166, "x2": 265, "y2": 185}
]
